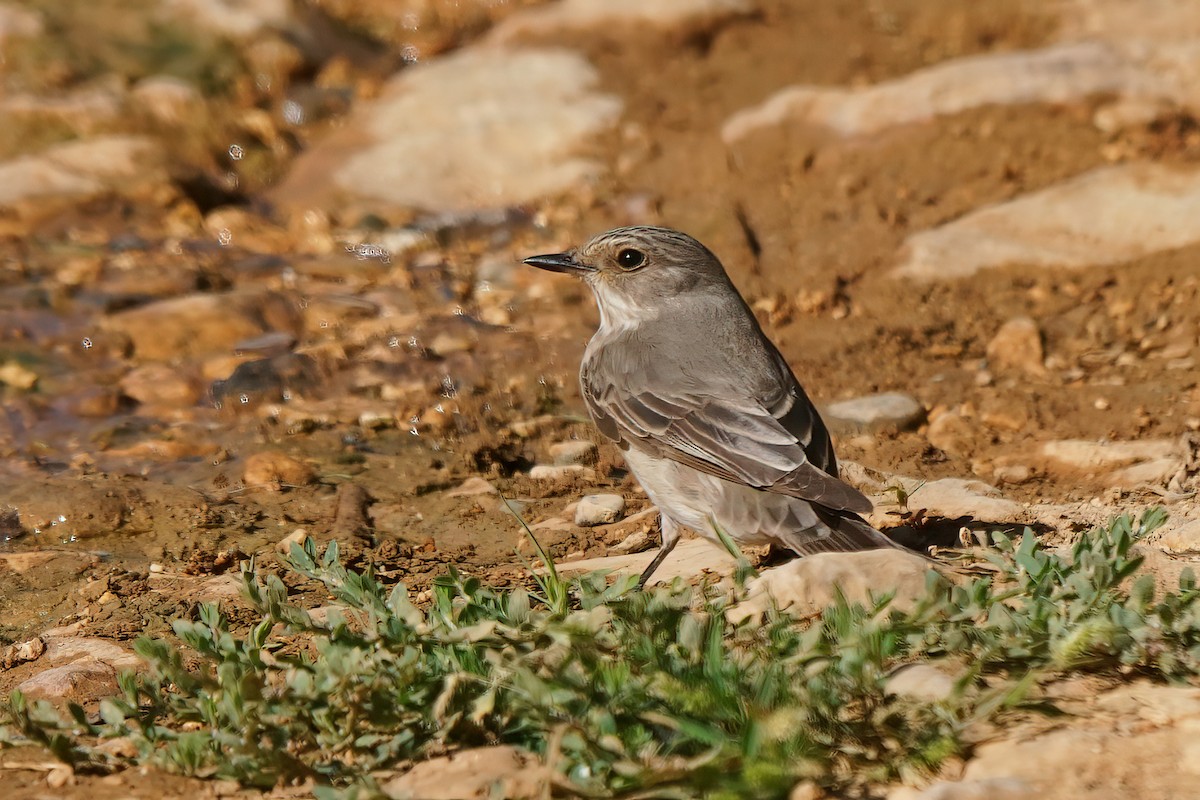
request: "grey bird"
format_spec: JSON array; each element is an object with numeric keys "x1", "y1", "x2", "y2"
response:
[{"x1": 524, "y1": 226, "x2": 900, "y2": 586}]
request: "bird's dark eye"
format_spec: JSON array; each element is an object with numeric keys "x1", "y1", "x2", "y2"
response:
[{"x1": 616, "y1": 248, "x2": 646, "y2": 270}]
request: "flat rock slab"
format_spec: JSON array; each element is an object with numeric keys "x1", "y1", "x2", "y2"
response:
[
  {"x1": 723, "y1": 42, "x2": 1169, "y2": 142},
  {"x1": 383, "y1": 746, "x2": 551, "y2": 800},
  {"x1": 285, "y1": 47, "x2": 621, "y2": 214},
  {"x1": 489, "y1": 0, "x2": 751, "y2": 43},
  {"x1": 825, "y1": 392, "x2": 924, "y2": 432},
  {"x1": 892, "y1": 478, "x2": 1025, "y2": 523},
  {"x1": 893, "y1": 163, "x2": 1200, "y2": 280},
  {"x1": 1041, "y1": 439, "x2": 1180, "y2": 469},
  {"x1": 557, "y1": 537, "x2": 736, "y2": 584},
  {"x1": 728, "y1": 549, "x2": 938, "y2": 624},
  {"x1": 0, "y1": 136, "x2": 164, "y2": 209}
]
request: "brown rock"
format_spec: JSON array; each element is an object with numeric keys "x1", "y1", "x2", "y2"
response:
[
  {"x1": 119, "y1": 363, "x2": 202, "y2": 407},
  {"x1": 728, "y1": 549, "x2": 939, "y2": 623},
  {"x1": 986, "y1": 317, "x2": 1045, "y2": 375},
  {"x1": 242, "y1": 451, "x2": 316, "y2": 491},
  {"x1": 105, "y1": 290, "x2": 299, "y2": 361},
  {"x1": 926, "y1": 410, "x2": 975, "y2": 456},
  {"x1": 0, "y1": 360, "x2": 37, "y2": 390},
  {"x1": 17, "y1": 659, "x2": 119, "y2": 702},
  {"x1": 382, "y1": 746, "x2": 551, "y2": 800}
]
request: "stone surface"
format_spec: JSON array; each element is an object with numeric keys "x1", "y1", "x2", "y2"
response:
[
  {"x1": 284, "y1": 47, "x2": 621, "y2": 213},
  {"x1": 489, "y1": 0, "x2": 751, "y2": 43},
  {"x1": 885, "y1": 663, "x2": 960, "y2": 703},
  {"x1": 1153, "y1": 519, "x2": 1200, "y2": 554},
  {"x1": 549, "y1": 439, "x2": 598, "y2": 466},
  {"x1": 0, "y1": 136, "x2": 164, "y2": 209},
  {"x1": 105, "y1": 290, "x2": 297, "y2": 361},
  {"x1": 17, "y1": 659, "x2": 120, "y2": 702},
  {"x1": 557, "y1": 537, "x2": 736, "y2": 584},
  {"x1": 723, "y1": 42, "x2": 1170, "y2": 142},
  {"x1": 824, "y1": 392, "x2": 924, "y2": 432},
  {"x1": 958, "y1": 720, "x2": 1200, "y2": 800},
  {"x1": 893, "y1": 163, "x2": 1200, "y2": 280},
  {"x1": 130, "y1": 75, "x2": 203, "y2": 125},
  {"x1": 42, "y1": 636, "x2": 141, "y2": 669},
  {"x1": 119, "y1": 363, "x2": 203, "y2": 407},
  {"x1": 165, "y1": 0, "x2": 291, "y2": 37},
  {"x1": 1041, "y1": 439, "x2": 1179, "y2": 470},
  {"x1": 575, "y1": 493, "x2": 625, "y2": 526},
  {"x1": 1, "y1": 86, "x2": 125, "y2": 132},
  {"x1": 925, "y1": 411, "x2": 975, "y2": 457},
  {"x1": 529, "y1": 464, "x2": 597, "y2": 481},
  {"x1": 0, "y1": 361, "x2": 37, "y2": 390},
  {"x1": 897, "y1": 478, "x2": 1024, "y2": 522},
  {"x1": 986, "y1": 318, "x2": 1045, "y2": 375},
  {"x1": 610, "y1": 530, "x2": 654, "y2": 555},
  {"x1": 242, "y1": 451, "x2": 316, "y2": 491},
  {"x1": 0, "y1": 3, "x2": 43, "y2": 41},
  {"x1": 728, "y1": 549, "x2": 937, "y2": 623},
  {"x1": 382, "y1": 746, "x2": 550, "y2": 800},
  {"x1": 889, "y1": 779, "x2": 1032, "y2": 800},
  {"x1": 446, "y1": 477, "x2": 498, "y2": 497}
]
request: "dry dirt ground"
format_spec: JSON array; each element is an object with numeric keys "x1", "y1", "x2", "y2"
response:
[{"x1": 1, "y1": 0, "x2": 1199, "y2": 797}]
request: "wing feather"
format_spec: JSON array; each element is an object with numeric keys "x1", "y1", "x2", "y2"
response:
[{"x1": 581, "y1": 356, "x2": 871, "y2": 514}]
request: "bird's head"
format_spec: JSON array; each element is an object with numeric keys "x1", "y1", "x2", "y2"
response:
[{"x1": 523, "y1": 226, "x2": 730, "y2": 325}]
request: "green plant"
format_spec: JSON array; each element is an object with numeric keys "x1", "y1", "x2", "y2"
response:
[{"x1": 3, "y1": 510, "x2": 1198, "y2": 798}]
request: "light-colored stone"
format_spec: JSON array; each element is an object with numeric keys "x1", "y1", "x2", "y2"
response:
[
  {"x1": 105, "y1": 290, "x2": 294, "y2": 361},
  {"x1": 1, "y1": 637, "x2": 45, "y2": 668},
  {"x1": 893, "y1": 163, "x2": 1200, "y2": 280},
  {"x1": 557, "y1": 537, "x2": 736, "y2": 584},
  {"x1": 728, "y1": 549, "x2": 938, "y2": 623},
  {"x1": 926, "y1": 411, "x2": 975, "y2": 457},
  {"x1": 958, "y1": 722, "x2": 1200, "y2": 800},
  {"x1": 549, "y1": 439, "x2": 598, "y2": 466},
  {"x1": 119, "y1": 363, "x2": 202, "y2": 407},
  {"x1": 242, "y1": 451, "x2": 316, "y2": 491},
  {"x1": 888, "y1": 778, "x2": 1032, "y2": 800},
  {"x1": 610, "y1": 530, "x2": 654, "y2": 555},
  {"x1": 446, "y1": 477, "x2": 498, "y2": 497},
  {"x1": 276, "y1": 528, "x2": 310, "y2": 555},
  {"x1": 529, "y1": 464, "x2": 597, "y2": 481},
  {"x1": 1109, "y1": 457, "x2": 1185, "y2": 488},
  {"x1": 131, "y1": 76, "x2": 203, "y2": 125},
  {"x1": 723, "y1": 42, "x2": 1169, "y2": 142},
  {"x1": 0, "y1": 361, "x2": 37, "y2": 390},
  {"x1": 17, "y1": 659, "x2": 119, "y2": 702},
  {"x1": 986, "y1": 318, "x2": 1045, "y2": 375},
  {"x1": 382, "y1": 746, "x2": 550, "y2": 800},
  {"x1": 165, "y1": 0, "x2": 291, "y2": 37},
  {"x1": 490, "y1": 0, "x2": 750, "y2": 43},
  {"x1": 0, "y1": 4, "x2": 43, "y2": 41},
  {"x1": 575, "y1": 493, "x2": 625, "y2": 526},
  {"x1": 1041, "y1": 439, "x2": 1179, "y2": 470},
  {"x1": 42, "y1": 636, "x2": 141, "y2": 670},
  {"x1": 0, "y1": 134, "x2": 164, "y2": 214},
  {"x1": 824, "y1": 392, "x2": 924, "y2": 432},
  {"x1": 291, "y1": 47, "x2": 621, "y2": 213},
  {"x1": 885, "y1": 663, "x2": 960, "y2": 703},
  {"x1": 1, "y1": 86, "x2": 124, "y2": 132},
  {"x1": 900, "y1": 478, "x2": 1024, "y2": 522},
  {"x1": 1153, "y1": 519, "x2": 1200, "y2": 554}
]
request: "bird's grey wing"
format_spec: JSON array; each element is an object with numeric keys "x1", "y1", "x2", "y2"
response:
[{"x1": 582, "y1": 363, "x2": 870, "y2": 514}]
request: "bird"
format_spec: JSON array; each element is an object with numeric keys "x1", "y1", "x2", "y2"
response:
[{"x1": 524, "y1": 225, "x2": 902, "y2": 587}]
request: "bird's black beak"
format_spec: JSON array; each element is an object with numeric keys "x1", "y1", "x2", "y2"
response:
[{"x1": 522, "y1": 251, "x2": 592, "y2": 275}]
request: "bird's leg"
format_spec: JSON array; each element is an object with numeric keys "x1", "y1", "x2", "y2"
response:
[{"x1": 637, "y1": 514, "x2": 681, "y2": 589}]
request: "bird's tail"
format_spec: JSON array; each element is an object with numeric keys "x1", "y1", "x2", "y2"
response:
[{"x1": 778, "y1": 506, "x2": 907, "y2": 557}]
